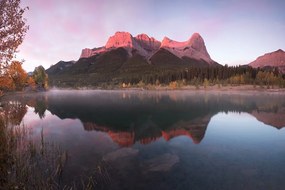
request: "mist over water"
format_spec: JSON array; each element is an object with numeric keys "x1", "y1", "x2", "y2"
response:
[{"x1": 2, "y1": 90, "x2": 285, "y2": 190}]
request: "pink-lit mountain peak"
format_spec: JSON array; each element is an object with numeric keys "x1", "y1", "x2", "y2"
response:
[
  {"x1": 106, "y1": 32, "x2": 161, "y2": 51},
  {"x1": 161, "y1": 36, "x2": 186, "y2": 48},
  {"x1": 161, "y1": 32, "x2": 205, "y2": 50},
  {"x1": 160, "y1": 32, "x2": 213, "y2": 63},
  {"x1": 105, "y1": 31, "x2": 135, "y2": 49},
  {"x1": 80, "y1": 31, "x2": 215, "y2": 64},
  {"x1": 105, "y1": 31, "x2": 158, "y2": 57},
  {"x1": 135, "y1": 33, "x2": 151, "y2": 41},
  {"x1": 135, "y1": 33, "x2": 159, "y2": 44},
  {"x1": 189, "y1": 33, "x2": 205, "y2": 48}
]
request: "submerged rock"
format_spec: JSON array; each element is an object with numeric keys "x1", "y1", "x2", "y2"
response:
[
  {"x1": 143, "y1": 153, "x2": 179, "y2": 173},
  {"x1": 103, "y1": 148, "x2": 139, "y2": 162}
]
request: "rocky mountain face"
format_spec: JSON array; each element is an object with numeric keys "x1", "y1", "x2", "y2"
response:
[
  {"x1": 79, "y1": 31, "x2": 216, "y2": 65},
  {"x1": 134, "y1": 34, "x2": 161, "y2": 53},
  {"x1": 46, "y1": 60, "x2": 75, "y2": 75},
  {"x1": 160, "y1": 33, "x2": 214, "y2": 64},
  {"x1": 249, "y1": 49, "x2": 285, "y2": 73}
]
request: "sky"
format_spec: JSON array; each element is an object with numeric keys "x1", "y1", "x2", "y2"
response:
[{"x1": 17, "y1": 0, "x2": 285, "y2": 72}]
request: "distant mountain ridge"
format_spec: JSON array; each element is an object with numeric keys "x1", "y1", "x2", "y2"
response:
[{"x1": 249, "y1": 49, "x2": 285, "y2": 73}]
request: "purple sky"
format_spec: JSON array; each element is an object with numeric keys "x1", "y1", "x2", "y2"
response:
[{"x1": 17, "y1": 0, "x2": 285, "y2": 71}]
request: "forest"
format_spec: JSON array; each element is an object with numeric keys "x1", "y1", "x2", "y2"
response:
[{"x1": 48, "y1": 63, "x2": 285, "y2": 89}]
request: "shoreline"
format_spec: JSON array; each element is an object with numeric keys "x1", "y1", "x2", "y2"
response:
[
  {"x1": 49, "y1": 84, "x2": 285, "y2": 92},
  {"x1": 1, "y1": 85, "x2": 285, "y2": 100}
]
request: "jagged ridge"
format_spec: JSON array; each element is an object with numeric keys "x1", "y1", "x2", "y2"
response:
[{"x1": 80, "y1": 31, "x2": 216, "y2": 64}]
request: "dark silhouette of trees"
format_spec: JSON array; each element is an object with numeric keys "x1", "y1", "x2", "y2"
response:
[{"x1": 33, "y1": 66, "x2": 48, "y2": 89}]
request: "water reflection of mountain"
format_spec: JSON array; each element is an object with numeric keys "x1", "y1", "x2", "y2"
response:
[
  {"x1": 251, "y1": 109, "x2": 285, "y2": 129},
  {"x1": 83, "y1": 114, "x2": 211, "y2": 146},
  {"x1": 6, "y1": 91, "x2": 285, "y2": 145}
]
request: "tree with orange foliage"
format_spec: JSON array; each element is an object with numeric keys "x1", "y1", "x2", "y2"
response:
[
  {"x1": 0, "y1": 73, "x2": 14, "y2": 91},
  {"x1": 7, "y1": 61, "x2": 28, "y2": 90},
  {"x1": 26, "y1": 76, "x2": 36, "y2": 90},
  {"x1": 0, "y1": 61, "x2": 27, "y2": 91}
]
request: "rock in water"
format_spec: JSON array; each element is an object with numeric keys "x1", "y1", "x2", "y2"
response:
[
  {"x1": 143, "y1": 153, "x2": 179, "y2": 172},
  {"x1": 103, "y1": 148, "x2": 139, "y2": 162}
]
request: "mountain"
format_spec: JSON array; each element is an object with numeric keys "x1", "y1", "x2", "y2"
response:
[
  {"x1": 78, "y1": 31, "x2": 217, "y2": 65},
  {"x1": 249, "y1": 49, "x2": 285, "y2": 73},
  {"x1": 47, "y1": 31, "x2": 220, "y2": 87}
]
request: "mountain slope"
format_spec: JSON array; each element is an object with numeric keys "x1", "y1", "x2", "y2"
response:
[
  {"x1": 46, "y1": 60, "x2": 75, "y2": 75},
  {"x1": 249, "y1": 49, "x2": 285, "y2": 73},
  {"x1": 65, "y1": 48, "x2": 129, "y2": 75}
]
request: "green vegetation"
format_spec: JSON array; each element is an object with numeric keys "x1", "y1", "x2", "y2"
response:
[
  {"x1": 47, "y1": 48, "x2": 285, "y2": 89},
  {"x1": 33, "y1": 65, "x2": 49, "y2": 90}
]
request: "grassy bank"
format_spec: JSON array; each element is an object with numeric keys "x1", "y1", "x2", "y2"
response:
[{"x1": 0, "y1": 117, "x2": 66, "y2": 189}]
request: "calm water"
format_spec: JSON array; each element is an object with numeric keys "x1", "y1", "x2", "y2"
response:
[{"x1": 2, "y1": 90, "x2": 285, "y2": 190}]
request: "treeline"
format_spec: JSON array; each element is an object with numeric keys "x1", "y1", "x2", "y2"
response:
[
  {"x1": 48, "y1": 64, "x2": 285, "y2": 89},
  {"x1": 118, "y1": 65, "x2": 285, "y2": 88}
]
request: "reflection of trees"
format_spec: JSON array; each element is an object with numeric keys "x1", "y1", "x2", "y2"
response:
[
  {"x1": 34, "y1": 100, "x2": 47, "y2": 119},
  {"x1": 26, "y1": 97, "x2": 47, "y2": 119},
  {"x1": 1, "y1": 93, "x2": 48, "y2": 119},
  {"x1": 0, "y1": 101, "x2": 27, "y2": 126}
]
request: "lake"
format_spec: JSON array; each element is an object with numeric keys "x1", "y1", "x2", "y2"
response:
[{"x1": 1, "y1": 90, "x2": 285, "y2": 190}]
